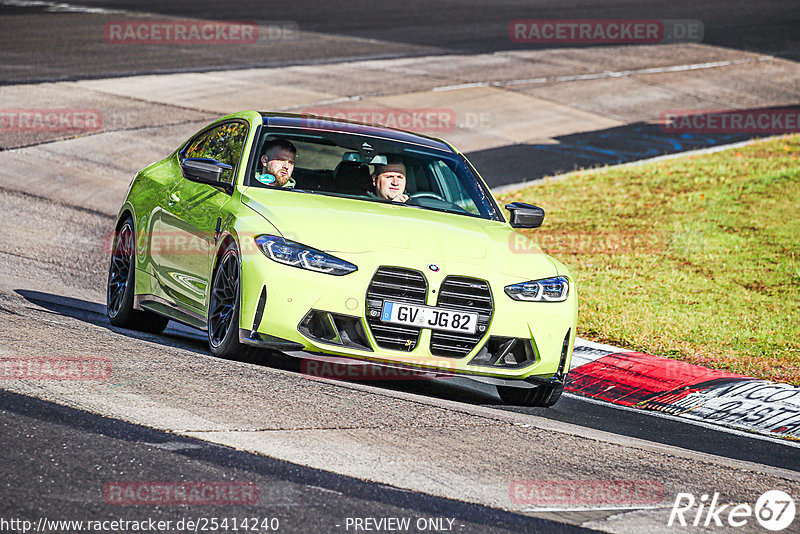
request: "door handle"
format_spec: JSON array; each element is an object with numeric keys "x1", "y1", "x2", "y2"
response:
[{"x1": 168, "y1": 193, "x2": 180, "y2": 206}]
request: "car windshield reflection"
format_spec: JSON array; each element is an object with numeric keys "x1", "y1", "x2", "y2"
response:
[{"x1": 250, "y1": 130, "x2": 502, "y2": 222}]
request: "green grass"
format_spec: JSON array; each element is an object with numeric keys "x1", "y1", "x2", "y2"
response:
[{"x1": 496, "y1": 135, "x2": 800, "y2": 384}]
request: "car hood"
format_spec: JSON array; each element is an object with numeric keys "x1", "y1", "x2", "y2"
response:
[{"x1": 241, "y1": 188, "x2": 560, "y2": 279}]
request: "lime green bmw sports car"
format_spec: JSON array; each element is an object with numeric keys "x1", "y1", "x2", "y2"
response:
[{"x1": 107, "y1": 111, "x2": 577, "y2": 406}]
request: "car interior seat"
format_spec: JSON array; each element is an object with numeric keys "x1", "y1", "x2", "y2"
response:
[
  {"x1": 403, "y1": 161, "x2": 420, "y2": 195},
  {"x1": 334, "y1": 160, "x2": 373, "y2": 196}
]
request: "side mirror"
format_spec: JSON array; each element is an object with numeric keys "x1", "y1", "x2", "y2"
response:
[
  {"x1": 505, "y1": 202, "x2": 545, "y2": 229},
  {"x1": 180, "y1": 157, "x2": 233, "y2": 192}
]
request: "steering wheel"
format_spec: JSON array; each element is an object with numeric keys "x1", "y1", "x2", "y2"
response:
[
  {"x1": 407, "y1": 191, "x2": 470, "y2": 214},
  {"x1": 409, "y1": 192, "x2": 446, "y2": 202}
]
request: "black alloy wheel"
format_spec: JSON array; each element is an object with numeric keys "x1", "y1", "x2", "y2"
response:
[
  {"x1": 106, "y1": 217, "x2": 168, "y2": 333},
  {"x1": 208, "y1": 243, "x2": 243, "y2": 357}
]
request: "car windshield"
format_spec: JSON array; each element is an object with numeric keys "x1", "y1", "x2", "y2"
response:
[{"x1": 249, "y1": 128, "x2": 503, "y2": 221}]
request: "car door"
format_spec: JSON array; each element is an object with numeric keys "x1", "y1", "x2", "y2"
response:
[{"x1": 153, "y1": 121, "x2": 248, "y2": 316}]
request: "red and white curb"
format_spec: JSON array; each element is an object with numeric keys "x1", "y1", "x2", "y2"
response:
[{"x1": 569, "y1": 339, "x2": 800, "y2": 441}]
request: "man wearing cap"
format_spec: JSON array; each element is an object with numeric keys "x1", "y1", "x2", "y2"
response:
[{"x1": 371, "y1": 157, "x2": 408, "y2": 203}]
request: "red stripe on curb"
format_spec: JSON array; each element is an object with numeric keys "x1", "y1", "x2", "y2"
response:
[{"x1": 565, "y1": 352, "x2": 749, "y2": 406}]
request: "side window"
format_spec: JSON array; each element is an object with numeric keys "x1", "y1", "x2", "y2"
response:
[
  {"x1": 429, "y1": 160, "x2": 481, "y2": 214},
  {"x1": 182, "y1": 122, "x2": 248, "y2": 184}
]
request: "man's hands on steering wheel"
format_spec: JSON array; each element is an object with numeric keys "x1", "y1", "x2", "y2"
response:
[
  {"x1": 406, "y1": 191, "x2": 469, "y2": 213},
  {"x1": 409, "y1": 191, "x2": 446, "y2": 202}
]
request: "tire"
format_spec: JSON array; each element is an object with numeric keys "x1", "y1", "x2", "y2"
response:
[
  {"x1": 106, "y1": 217, "x2": 169, "y2": 334},
  {"x1": 207, "y1": 241, "x2": 243, "y2": 358},
  {"x1": 497, "y1": 382, "x2": 564, "y2": 407}
]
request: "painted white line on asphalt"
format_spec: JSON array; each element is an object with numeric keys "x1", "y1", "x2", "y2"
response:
[
  {"x1": 548, "y1": 57, "x2": 773, "y2": 84},
  {"x1": 434, "y1": 56, "x2": 774, "y2": 93},
  {"x1": 280, "y1": 95, "x2": 363, "y2": 111},
  {"x1": 308, "y1": 485, "x2": 343, "y2": 496},
  {"x1": 144, "y1": 441, "x2": 203, "y2": 451},
  {"x1": 565, "y1": 392, "x2": 800, "y2": 448},
  {"x1": 519, "y1": 505, "x2": 671, "y2": 513},
  {"x1": 0, "y1": 0, "x2": 126, "y2": 14},
  {"x1": 501, "y1": 77, "x2": 548, "y2": 86},
  {"x1": 432, "y1": 82, "x2": 490, "y2": 92}
]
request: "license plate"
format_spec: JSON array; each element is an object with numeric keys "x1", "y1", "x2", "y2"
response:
[{"x1": 380, "y1": 301, "x2": 478, "y2": 334}]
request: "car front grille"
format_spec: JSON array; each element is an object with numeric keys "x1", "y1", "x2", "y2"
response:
[
  {"x1": 364, "y1": 268, "x2": 493, "y2": 358},
  {"x1": 430, "y1": 276, "x2": 493, "y2": 358},
  {"x1": 365, "y1": 267, "x2": 427, "y2": 351}
]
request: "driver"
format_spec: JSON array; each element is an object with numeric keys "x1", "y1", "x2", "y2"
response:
[
  {"x1": 371, "y1": 157, "x2": 408, "y2": 203},
  {"x1": 257, "y1": 138, "x2": 296, "y2": 188}
]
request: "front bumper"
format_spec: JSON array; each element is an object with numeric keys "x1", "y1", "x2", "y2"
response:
[{"x1": 238, "y1": 252, "x2": 577, "y2": 381}]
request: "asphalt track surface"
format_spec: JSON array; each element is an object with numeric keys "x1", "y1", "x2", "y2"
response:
[
  {"x1": 1, "y1": 1, "x2": 800, "y2": 533},
  {"x1": 1, "y1": 389, "x2": 582, "y2": 534},
  {"x1": 1, "y1": 0, "x2": 799, "y2": 82},
  {"x1": 15, "y1": 290, "x2": 800, "y2": 474}
]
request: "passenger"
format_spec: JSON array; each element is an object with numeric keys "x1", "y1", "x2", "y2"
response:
[
  {"x1": 371, "y1": 158, "x2": 408, "y2": 202},
  {"x1": 257, "y1": 138, "x2": 296, "y2": 188}
]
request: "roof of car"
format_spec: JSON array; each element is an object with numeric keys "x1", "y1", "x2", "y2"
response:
[{"x1": 260, "y1": 112, "x2": 454, "y2": 153}]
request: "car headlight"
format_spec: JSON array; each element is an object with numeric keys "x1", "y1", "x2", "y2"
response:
[
  {"x1": 254, "y1": 235, "x2": 357, "y2": 276},
  {"x1": 504, "y1": 276, "x2": 569, "y2": 302}
]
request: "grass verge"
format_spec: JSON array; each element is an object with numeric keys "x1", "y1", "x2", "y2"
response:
[{"x1": 496, "y1": 135, "x2": 800, "y2": 384}]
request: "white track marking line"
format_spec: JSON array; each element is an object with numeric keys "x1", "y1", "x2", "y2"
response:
[
  {"x1": 519, "y1": 505, "x2": 672, "y2": 513},
  {"x1": 279, "y1": 95, "x2": 362, "y2": 112},
  {"x1": 143, "y1": 441, "x2": 203, "y2": 451},
  {"x1": 0, "y1": 0, "x2": 126, "y2": 14},
  {"x1": 502, "y1": 77, "x2": 549, "y2": 86},
  {"x1": 433, "y1": 55, "x2": 774, "y2": 92},
  {"x1": 432, "y1": 81, "x2": 490, "y2": 92}
]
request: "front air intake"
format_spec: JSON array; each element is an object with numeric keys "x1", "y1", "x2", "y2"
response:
[
  {"x1": 470, "y1": 336, "x2": 537, "y2": 368},
  {"x1": 298, "y1": 310, "x2": 372, "y2": 351},
  {"x1": 364, "y1": 267, "x2": 427, "y2": 351},
  {"x1": 430, "y1": 276, "x2": 493, "y2": 358}
]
